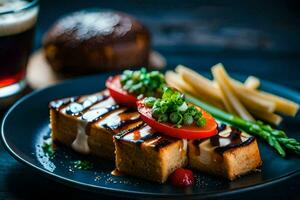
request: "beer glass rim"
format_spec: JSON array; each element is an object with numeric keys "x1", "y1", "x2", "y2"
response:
[{"x1": 0, "y1": 0, "x2": 39, "y2": 15}]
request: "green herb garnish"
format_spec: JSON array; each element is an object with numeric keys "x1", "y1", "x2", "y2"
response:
[
  {"x1": 144, "y1": 87, "x2": 206, "y2": 128},
  {"x1": 120, "y1": 68, "x2": 165, "y2": 98},
  {"x1": 73, "y1": 160, "x2": 93, "y2": 170},
  {"x1": 42, "y1": 139, "x2": 55, "y2": 158}
]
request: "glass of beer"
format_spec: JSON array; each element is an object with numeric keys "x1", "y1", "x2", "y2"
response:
[{"x1": 0, "y1": 0, "x2": 39, "y2": 98}]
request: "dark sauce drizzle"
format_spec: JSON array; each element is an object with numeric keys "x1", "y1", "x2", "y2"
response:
[
  {"x1": 115, "y1": 123, "x2": 175, "y2": 151},
  {"x1": 133, "y1": 132, "x2": 160, "y2": 146},
  {"x1": 108, "y1": 117, "x2": 141, "y2": 130},
  {"x1": 51, "y1": 93, "x2": 178, "y2": 151},
  {"x1": 49, "y1": 96, "x2": 80, "y2": 111},
  {"x1": 153, "y1": 137, "x2": 173, "y2": 151},
  {"x1": 210, "y1": 124, "x2": 255, "y2": 154},
  {"x1": 81, "y1": 104, "x2": 120, "y2": 122},
  {"x1": 84, "y1": 105, "x2": 122, "y2": 135},
  {"x1": 65, "y1": 95, "x2": 109, "y2": 116},
  {"x1": 114, "y1": 122, "x2": 147, "y2": 140}
]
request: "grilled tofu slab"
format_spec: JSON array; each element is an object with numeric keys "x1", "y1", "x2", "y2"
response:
[
  {"x1": 188, "y1": 124, "x2": 262, "y2": 180},
  {"x1": 50, "y1": 90, "x2": 141, "y2": 160},
  {"x1": 114, "y1": 124, "x2": 188, "y2": 183}
]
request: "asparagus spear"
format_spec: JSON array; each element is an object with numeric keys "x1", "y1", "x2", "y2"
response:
[{"x1": 186, "y1": 94, "x2": 300, "y2": 157}]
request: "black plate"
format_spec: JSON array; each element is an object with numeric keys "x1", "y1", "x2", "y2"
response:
[{"x1": 1, "y1": 73, "x2": 300, "y2": 199}]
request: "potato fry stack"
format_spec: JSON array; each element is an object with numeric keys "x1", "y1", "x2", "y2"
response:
[{"x1": 166, "y1": 63, "x2": 299, "y2": 125}]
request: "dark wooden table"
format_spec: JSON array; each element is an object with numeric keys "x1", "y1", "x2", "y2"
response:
[{"x1": 1, "y1": 0, "x2": 299, "y2": 199}]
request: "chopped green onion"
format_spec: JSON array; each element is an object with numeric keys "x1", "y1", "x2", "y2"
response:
[
  {"x1": 158, "y1": 114, "x2": 168, "y2": 122},
  {"x1": 178, "y1": 102, "x2": 188, "y2": 112},
  {"x1": 183, "y1": 113, "x2": 194, "y2": 125},
  {"x1": 120, "y1": 68, "x2": 166, "y2": 98},
  {"x1": 147, "y1": 87, "x2": 206, "y2": 128},
  {"x1": 144, "y1": 97, "x2": 156, "y2": 107},
  {"x1": 196, "y1": 117, "x2": 206, "y2": 127},
  {"x1": 152, "y1": 108, "x2": 161, "y2": 118},
  {"x1": 170, "y1": 112, "x2": 182, "y2": 124}
]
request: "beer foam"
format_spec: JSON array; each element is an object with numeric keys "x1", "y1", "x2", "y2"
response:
[{"x1": 0, "y1": 0, "x2": 38, "y2": 36}]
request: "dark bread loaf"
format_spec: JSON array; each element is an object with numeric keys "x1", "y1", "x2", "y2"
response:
[{"x1": 43, "y1": 10, "x2": 150, "y2": 75}]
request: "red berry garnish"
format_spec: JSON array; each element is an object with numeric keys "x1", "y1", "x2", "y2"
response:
[{"x1": 169, "y1": 168, "x2": 195, "y2": 187}]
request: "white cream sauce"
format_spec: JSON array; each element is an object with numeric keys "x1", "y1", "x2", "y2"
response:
[
  {"x1": 71, "y1": 121, "x2": 90, "y2": 154},
  {"x1": 180, "y1": 139, "x2": 187, "y2": 152}
]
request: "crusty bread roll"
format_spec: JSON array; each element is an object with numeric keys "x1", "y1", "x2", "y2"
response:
[{"x1": 43, "y1": 9, "x2": 150, "y2": 75}]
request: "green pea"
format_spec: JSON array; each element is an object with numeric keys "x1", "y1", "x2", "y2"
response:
[
  {"x1": 123, "y1": 80, "x2": 134, "y2": 90},
  {"x1": 144, "y1": 97, "x2": 156, "y2": 107},
  {"x1": 183, "y1": 113, "x2": 194, "y2": 125},
  {"x1": 170, "y1": 112, "x2": 182, "y2": 124},
  {"x1": 158, "y1": 114, "x2": 168, "y2": 122},
  {"x1": 132, "y1": 71, "x2": 141, "y2": 81},
  {"x1": 196, "y1": 117, "x2": 206, "y2": 127},
  {"x1": 123, "y1": 70, "x2": 133, "y2": 76},
  {"x1": 152, "y1": 108, "x2": 161, "y2": 119},
  {"x1": 140, "y1": 67, "x2": 147, "y2": 74},
  {"x1": 186, "y1": 106, "x2": 197, "y2": 116}
]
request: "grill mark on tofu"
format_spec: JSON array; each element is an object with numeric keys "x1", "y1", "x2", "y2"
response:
[
  {"x1": 153, "y1": 137, "x2": 173, "y2": 151},
  {"x1": 115, "y1": 124, "x2": 176, "y2": 151},
  {"x1": 138, "y1": 132, "x2": 161, "y2": 144},
  {"x1": 64, "y1": 94, "x2": 110, "y2": 116},
  {"x1": 109, "y1": 117, "x2": 142, "y2": 130},
  {"x1": 114, "y1": 122, "x2": 147, "y2": 140},
  {"x1": 108, "y1": 111, "x2": 141, "y2": 130},
  {"x1": 210, "y1": 124, "x2": 255, "y2": 154},
  {"x1": 115, "y1": 124, "x2": 155, "y2": 143},
  {"x1": 84, "y1": 105, "x2": 124, "y2": 135},
  {"x1": 49, "y1": 96, "x2": 80, "y2": 111},
  {"x1": 100, "y1": 108, "x2": 131, "y2": 131},
  {"x1": 81, "y1": 104, "x2": 121, "y2": 122},
  {"x1": 192, "y1": 123, "x2": 256, "y2": 155},
  {"x1": 80, "y1": 95, "x2": 110, "y2": 114}
]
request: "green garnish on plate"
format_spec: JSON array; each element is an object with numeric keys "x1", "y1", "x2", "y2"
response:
[
  {"x1": 120, "y1": 67, "x2": 165, "y2": 98},
  {"x1": 42, "y1": 139, "x2": 55, "y2": 158},
  {"x1": 144, "y1": 87, "x2": 206, "y2": 128},
  {"x1": 73, "y1": 160, "x2": 93, "y2": 170}
]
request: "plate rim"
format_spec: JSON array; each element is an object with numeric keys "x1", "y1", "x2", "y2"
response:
[{"x1": 1, "y1": 73, "x2": 300, "y2": 198}]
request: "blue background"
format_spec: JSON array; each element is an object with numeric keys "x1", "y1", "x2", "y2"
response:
[{"x1": 1, "y1": 0, "x2": 300, "y2": 199}]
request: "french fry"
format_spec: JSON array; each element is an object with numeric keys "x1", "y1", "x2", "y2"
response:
[
  {"x1": 232, "y1": 84, "x2": 276, "y2": 112},
  {"x1": 179, "y1": 64, "x2": 275, "y2": 113},
  {"x1": 212, "y1": 64, "x2": 255, "y2": 121},
  {"x1": 175, "y1": 65, "x2": 222, "y2": 101},
  {"x1": 250, "y1": 109, "x2": 282, "y2": 126},
  {"x1": 165, "y1": 71, "x2": 224, "y2": 109},
  {"x1": 259, "y1": 91, "x2": 299, "y2": 116},
  {"x1": 171, "y1": 63, "x2": 298, "y2": 124},
  {"x1": 213, "y1": 64, "x2": 276, "y2": 113},
  {"x1": 244, "y1": 76, "x2": 260, "y2": 89},
  {"x1": 165, "y1": 71, "x2": 195, "y2": 94},
  {"x1": 175, "y1": 65, "x2": 225, "y2": 108},
  {"x1": 231, "y1": 79, "x2": 299, "y2": 116}
]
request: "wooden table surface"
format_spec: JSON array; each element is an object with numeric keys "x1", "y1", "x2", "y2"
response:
[{"x1": 1, "y1": 0, "x2": 300, "y2": 199}]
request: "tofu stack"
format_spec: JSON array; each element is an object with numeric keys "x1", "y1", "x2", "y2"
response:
[
  {"x1": 49, "y1": 90, "x2": 261, "y2": 183},
  {"x1": 49, "y1": 90, "x2": 187, "y2": 182}
]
